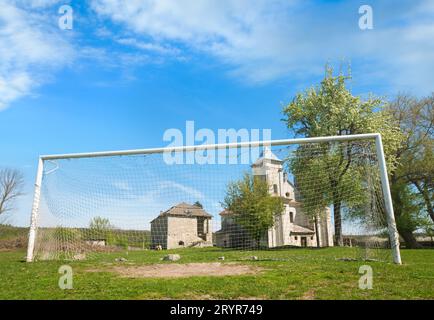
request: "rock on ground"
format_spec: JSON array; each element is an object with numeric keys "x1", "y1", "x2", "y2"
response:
[
  {"x1": 73, "y1": 253, "x2": 86, "y2": 261},
  {"x1": 162, "y1": 254, "x2": 181, "y2": 261}
]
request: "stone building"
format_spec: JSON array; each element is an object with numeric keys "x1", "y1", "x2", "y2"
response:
[
  {"x1": 150, "y1": 202, "x2": 213, "y2": 249},
  {"x1": 215, "y1": 148, "x2": 334, "y2": 248}
]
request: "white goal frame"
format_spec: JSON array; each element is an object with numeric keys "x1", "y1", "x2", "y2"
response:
[{"x1": 26, "y1": 133, "x2": 402, "y2": 264}]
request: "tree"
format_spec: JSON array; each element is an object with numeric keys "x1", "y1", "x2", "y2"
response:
[
  {"x1": 289, "y1": 153, "x2": 329, "y2": 248},
  {"x1": 386, "y1": 94, "x2": 434, "y2": 247},
  {"x1": 289, "y1": 148, "x2": 366, "y2": 247},
  {"x1": 0, "y1": 169, "x2": 24, "y2": 222},
  {"x1": 421, "y1": 220, "x2": 434, "y2": 246},
  {"x1": 387, "y1": 94, "x2": 433, "y2": 222},
  {"x1": 89, "y1": 216, "x2": 112, "y2": 231},
  {"x1": 222, "y1": 173, "x2": 284, "y2": 247},
  {"x1": 391, "y1": 181, "x2": 426, "y2": 248},
  {"x1": 193, "y1": 201, "x2": 203, "y2": 208},
  {"x1": 282, "y1": 66, "x2": 402, "y2": 246},
  {"x1": 89, "y1": 216, "x2": 113, "y2": 241}
]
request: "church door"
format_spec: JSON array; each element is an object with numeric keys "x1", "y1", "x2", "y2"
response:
[{"x1": 301, "y1": 237, "x2": 307, "y2": 247}]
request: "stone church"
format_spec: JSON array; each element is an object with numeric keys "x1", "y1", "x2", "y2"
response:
[{"x1": 215, "y1": 148, "x2": 334, "y2": 248}]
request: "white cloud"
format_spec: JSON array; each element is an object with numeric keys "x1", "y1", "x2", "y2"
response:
[
  {"x1": 116, "y1": 38, "x2": 180, "y2": 55},
  {"x1": 160, "y1": 180, "x2": 205, "y2": 200},
  {"x1": 15, "y1": 0, "x2": 63, "y2": 8},
  {"x1": 91, "y1": 0, "x2": 301, "y2": 83},
  {"x1": 91, "y1": 0, "x2": 434, "y2": 93},
  {"x1": 1, "y1": 0, "x2": 433, "y2": 111},
  {"x1": 0, "y1": 1, "x2": 73, "y2": 110}
]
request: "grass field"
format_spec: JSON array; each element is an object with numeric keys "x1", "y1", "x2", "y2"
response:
[{"x1": 0, "y1": 247, "x2": 433, "y2": 300}]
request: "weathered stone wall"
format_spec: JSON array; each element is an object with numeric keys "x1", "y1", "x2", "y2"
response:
[
  {"x1": 167, "y1": 216, "x2": 213, "y2": 249},
  {"x1": 150, "y1": 216, "x2": 168, "y2": 249}
]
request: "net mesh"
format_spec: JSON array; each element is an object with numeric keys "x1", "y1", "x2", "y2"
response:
[{"x1": 32, "y1": 139, "x2": 392, "y2": 262}]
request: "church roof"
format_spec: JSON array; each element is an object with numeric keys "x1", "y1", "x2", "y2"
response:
[
  {"x1": 219, "y1": 209, "x2": 233, "y2": 216},
  {"x1": 252, "y1": 147, "x2": 282, "y2": 166},
  {"x1": 153, "y1": 202, "x2": 212, "y2": 221},
  {"x1": 290, "y1": 224, "x2": 315, "y2": 235}
]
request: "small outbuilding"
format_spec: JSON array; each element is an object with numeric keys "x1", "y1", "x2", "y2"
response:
[{"x1": 150, "y1": 202, "x2": 213, "y2": 249}]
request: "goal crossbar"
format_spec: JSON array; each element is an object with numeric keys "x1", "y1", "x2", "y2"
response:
[
  {"x1": 26, "y1": 133, "x2": 402, "y2": 264},
  {"x1": 40, "y1": 133, "x2": 380, "y2": 160}
]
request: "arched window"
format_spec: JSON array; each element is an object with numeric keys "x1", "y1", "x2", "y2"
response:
[{"x1": 290, "y1": 212, "x2": 294, "y2": 223}]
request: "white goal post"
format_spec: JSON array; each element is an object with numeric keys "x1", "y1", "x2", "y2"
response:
[{"x1": 26, "y1": 133, "x2": 402, "y2": 264}]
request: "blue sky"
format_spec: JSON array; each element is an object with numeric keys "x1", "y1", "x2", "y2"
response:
[{"x1": 0, "y1": 0, "x2": 433, "y2": 227}]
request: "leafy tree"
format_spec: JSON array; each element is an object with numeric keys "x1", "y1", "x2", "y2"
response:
[
  {"x1": 89, "y1": 216, "x2": 112, "y2": 230},
  {"x1": 387, "y1": 94, "x2": 433, "y2": 220},
  {"x1": 222, "y1": 173, "x2": 284, "y2": 247},
  {"x1": 289, "y1": 149, "x2": 366, "y2": 247},
  {"x1": 391, "y1": 181, "x2": 426, "y2": 248},
  {"x1": 89, "y1": 216, "x2": 113, "y2": 241},
  {"x1": 289, "y1": 153, "x2": 329, "y2": 247},
  {"x1": 282, "y1": 65, "x2": 402, "y2": 246},
  {"x1": 193, "y1": 201, "x2": 203, "y2": 208},
  {"x1": 386, "y1": 94, "x2": 433, "y2": 247},
  {"x1": 421, "y1": 219, "x2": 434, "y2": 245}
]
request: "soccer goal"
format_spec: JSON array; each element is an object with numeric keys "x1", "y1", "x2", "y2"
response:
[{"x1": 26, "y1": 133, "x2": 401, "y2": 264}]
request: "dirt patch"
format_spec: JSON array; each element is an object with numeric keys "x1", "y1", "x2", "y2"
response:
[
  {"x1": 300, "y1": 289, "x2": 316, "y2": 300},
  {"x1": 111, "y1": 262, "x2": 262, "y2": 278}
]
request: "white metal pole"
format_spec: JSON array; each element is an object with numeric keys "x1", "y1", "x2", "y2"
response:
[
  {"x1": 26, "y1": 158, "x2": 44, "y2": 262},
  {"x1": 40, "y1": 133, "x2": 380, "y2": 160},
  {"x1": 375, "y1": 134, "x2": 402, "y2": 264}
]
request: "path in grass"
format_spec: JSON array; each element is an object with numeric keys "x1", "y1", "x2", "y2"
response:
[{"x1": 0, "y1": 247, "x2": 433, "y2": 299}]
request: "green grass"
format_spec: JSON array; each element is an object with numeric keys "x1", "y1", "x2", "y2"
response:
[{"x1": 0, "y1": 247, "x2": 433, "y2": 300}]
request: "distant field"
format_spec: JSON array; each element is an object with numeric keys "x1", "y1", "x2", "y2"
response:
[
  {"x1": 0, "y1": 224, "x2": 28, "y2": 239},
  {"x1": 0, "y1": 247, "x2": 433, "y2": 300},
  {"x1": 0, "y1": 225, "x2": 28, "y2": 250}
]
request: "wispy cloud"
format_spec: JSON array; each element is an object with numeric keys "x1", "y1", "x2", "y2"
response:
[
  {"x1": 0, "y1": 1, "x2": 74, "y2": 110},
  {"x1": 91, "y1": 0, "x2": 434, "y2": 93},
  {"x1": 160, "y1": 180, "x2": 205, "y2": 200},
  {"x1": 116, "y1": 38, "x2": 180, "y2": 56},
  {"x1": 1, "y1": 0, "x2": 433, "y2": 111}
]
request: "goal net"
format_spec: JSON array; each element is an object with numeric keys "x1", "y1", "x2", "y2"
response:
[{"x1": 27, "y1": 134, "x2": 401, "y2": 263}]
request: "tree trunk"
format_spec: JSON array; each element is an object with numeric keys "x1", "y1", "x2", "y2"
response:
[
  {"x1": 397, "y1": 226, "x2": 422, "y2": 249},
  {"x1": 314, "y1": 215, "x2": 320, "y2": 248},
  {"x1": 334, "y1": 201, "x2": 343, "y2": 246},
  {"x1": 413, "y1": 181, "x2": 434, "y2": 223}
]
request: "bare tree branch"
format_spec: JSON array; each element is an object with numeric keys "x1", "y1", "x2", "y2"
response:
[{"x1": 0, "y1": 169, "x2": 24, "y2": 217}]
